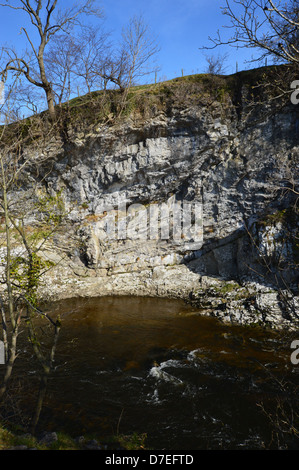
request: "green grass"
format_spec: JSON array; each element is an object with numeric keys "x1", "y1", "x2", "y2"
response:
[
  {"x1": 1, "y1": 63, "x2": 295, "y2": 148},
  {"x1": 117, "y1": 432, "x2": 148, "y2": 450},
  {"x1": 0, "y1": 422, "x2": 150, "y2": 450},
  {"x1": 0, "y1": 425, "x2": 81, "y2": 450}
]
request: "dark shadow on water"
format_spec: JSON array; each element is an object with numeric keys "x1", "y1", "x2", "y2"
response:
[{"x1": 10, "y1": 295, "x2": 298, "y2": 449}]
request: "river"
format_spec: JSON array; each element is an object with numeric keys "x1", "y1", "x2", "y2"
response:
[{"x1": 13, "y1": 296, "x2": 299, "y2": 450}]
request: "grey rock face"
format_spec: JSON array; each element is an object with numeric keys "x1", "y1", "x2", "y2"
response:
[{"x1": 25, "y1": 83, "x2": 298, "y2": 329}]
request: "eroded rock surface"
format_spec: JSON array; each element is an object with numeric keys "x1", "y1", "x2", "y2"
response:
[{"x1": 18, "y1": 74, "x2": 299, "y2": 329}]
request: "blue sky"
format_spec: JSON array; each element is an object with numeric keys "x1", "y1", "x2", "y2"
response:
[
  {"x1": 0, "y1": 0, "x2": 264, "y2": 84},
  {"x1": 100, "y1": 0, "x2": 263, "y2": 78}
]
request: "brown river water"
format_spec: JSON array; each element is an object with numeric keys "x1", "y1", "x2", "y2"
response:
[{"x1": 12, "y1": 296, "x2": 299, "y2": 450}]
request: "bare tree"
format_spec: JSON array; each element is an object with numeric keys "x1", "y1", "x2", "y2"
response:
[
  {"x1": 44, "y1": 33, "x2": 81, "y2": 105},
  {"x1": 206, "y1": 0, "x2": 299, "y2": 67},
  {"x1": 0, "y1": 0, "x2": 103, "y2": 119},
  {"x1": 120, "y1": 15, "x2": 160, "y2": 88},
  {"x1": 204, "y1": 53, "x2": 229, "y2": 74},
  {"x1": 43, "y1": 23, "x2": 111, "y2": 104},
  {"x1": 101, "y1": 15, "x2": 160, "y2": 96},
  {"x1": 0, "y1": 82, "x2": 64, "y2": 433},
  {"x1": 73, "y1": 24, "x2": 111, "y2": 95},
  {"x1": 2, "y1": 75, "x2": 46, "y2": 120}
]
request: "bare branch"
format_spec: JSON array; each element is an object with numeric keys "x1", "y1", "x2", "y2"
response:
[
  {"x1": 0, "y1": 0, "x2": 104, "y2": 118},
  {"x1": 204, "y1": 0, "x2": 299, "y2": 67}
]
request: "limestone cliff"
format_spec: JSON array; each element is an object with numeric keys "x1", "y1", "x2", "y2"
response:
[{"x1": 19, "y1": 68, "x2": 299, "y2": 329}]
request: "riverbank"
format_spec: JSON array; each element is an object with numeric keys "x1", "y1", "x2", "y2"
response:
[
  {"x1": 38, "y1": 254, "x2": 299, "y2": 331},
  {"x1": 0, "y1": 425, "x2": 148, "y2": 450}
]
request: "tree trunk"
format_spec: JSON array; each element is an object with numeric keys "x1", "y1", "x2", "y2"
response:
[
  {"x1": 45, "y1": 87, "x2": 56, "y2": 120},
  {"x1": 0, "y1": 326, "x2": 19, "y2": 401},
  {"x1": 31, "y1": 372, "x2": 48, "y2": 435},
  {"x1": 0, "y1": 157, "x2": 20, "y2": 402},
  {"x1": 29, "y1": 320, "x2": 61, "y2": 435}
]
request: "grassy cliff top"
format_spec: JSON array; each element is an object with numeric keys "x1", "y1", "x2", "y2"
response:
[
  {"x1": 0, "y1": 63, "x2": 294, "y2": 146},
  {"x1": 54, "y1": 63, "x2": 297, "y2": 128},
  {"x1": 64, "y1": 64, "x2": 289, "y2": 121}
]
